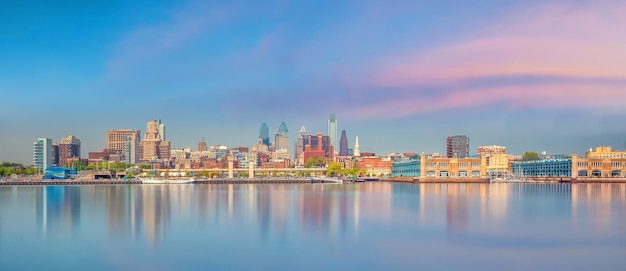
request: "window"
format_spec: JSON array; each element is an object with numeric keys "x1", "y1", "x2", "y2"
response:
[
  {"x1": 439, "y1": 171, "x2": 449, "y2": 177},
  {"x1": 459, "y1": 162, "x2": 468, "y2": 169},
  {"x1": 471, "y1": 171, "x2": 480, "y2": 177},
  {"x1": 578, "y1": 170, "x2": 588, "y2": 177},
  {"x1": 471, "y1": 162, "x2": 481, "y2": 168},
  {"x1": 426, "y1": 171, "x2": 436, "y2": 177},
  {"x1": 459, "y1": 171, "x2": 468, "y2": 177},
  {"x1": 439, "y1": 163, "x2": 449, "y2": 169}
]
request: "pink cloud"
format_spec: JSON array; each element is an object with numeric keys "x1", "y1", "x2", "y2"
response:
[
  {"x1": 347, "y1": 83, "x2": 626, "y2": 119},
  {"x1": 356, "y1": 2, "x2": 626, "y2": 119}
]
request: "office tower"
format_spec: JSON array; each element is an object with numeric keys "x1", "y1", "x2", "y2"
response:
[
  {"x1": 294, "y1": 126, "x2": 309, "y2": 164},
  {"x1": 447, "y1": 135, "x2": 470, "y2": 158},
  {"x1": 259, "y1": 123, "x2": 270, "y2": 147},
  {"x1": 328, "y1": 114, "x2": 337, "y2": 153},
  {"x1": 339, "y1": 130, "x2": 348, "y2": 156},
  {"x1": 140, "y1": 119, "x2": 171, "y2": 161},
  {"x1": 274, "y1": 121, "x2": 290, "y2": 159},
  {"x1": 51, "y1": 143, "x2": 59, "y2": 166},
  {"x1": 33, "y1": 138, "x2": 52, "y2": 172},
  {"x1": 58, "y1": 134, "x2": 81, "y2": 166},
  {"x1": 107, "y1": 129, "x2": 140, "y2": 164},
  {"x1": 354, "y1": 136, "x2": 360, "y2": 157},
  {"x1": 157, "y1": 119, "x2": 165, "y2": 141},
  {"x1": 198, "y1": 138, "x2": 208, "y2": 152},
  {"x1": 302, "y1": 133, "x2": 335, "y2": 162}
]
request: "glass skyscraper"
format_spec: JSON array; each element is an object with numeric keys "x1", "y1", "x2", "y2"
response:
[{"x1": 328, "y1": 114, "x2": 337, "y2": 154}]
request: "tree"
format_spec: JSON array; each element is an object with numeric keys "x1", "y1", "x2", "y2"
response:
[
  {"x1": 305, "y1": 157, "x2": 324, "y2": 168},
  {"x1": 326, "y1": 162, "x2": 343, "y2": 177},
  {"x1": 522, "y1": 151, "x2": 540, "y2": 161}
]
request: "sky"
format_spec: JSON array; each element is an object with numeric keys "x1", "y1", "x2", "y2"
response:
[{"x1": 1, "y1": 0, "x2": 626, "y2": 165}]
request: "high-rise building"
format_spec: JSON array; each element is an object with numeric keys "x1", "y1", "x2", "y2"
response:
[
  {"x1": 354, "y1": 136, "x2": 361, "y2": 157},
  {"x1": 447, "y1": 135, "x2": 469, "y2": 158},
  {"x1": 302, "y1": 132, "x2": 334, "y2": 163},
  {"x1": 51, "y1": 143, "x2": 59, "y2": 166},
  {"x1": 107, "y1": 129, "x2": 140, "y2": 164},
  {"x1": 58, "y1": 134, "x2": 81, "y2": 166},
  {"x1": 294, "y1": 126, "x2": 309, "y2": 164},
  {"x1": 259, "y1": 123, "x2": 270, "y2": 147},
  {"x1": 140, "y1": 119, "x2": 171, "y2": 162},
  {"x1": 198, "y1": 138, "x2": 208, "y2": 152},
  {"x1": 328, "y1": 114, "x2": 337, "y2": 154},
  {"x1": 274, "y1": 121, "x2": 290, "y2": 159},
  {"x1": 339, "y1": 130, "x2": 348, "y2": 156},
  {"x1": 33, "y1": 138, "x2": 52, "y2": 172}
]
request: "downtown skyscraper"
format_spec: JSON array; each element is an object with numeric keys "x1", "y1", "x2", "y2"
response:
[
  {"x1": 339, "y1": 130, "x2": 348, "y2": 156},
  {"x1": 328, "y1": 114, "x2": 337, "y2": 154}
]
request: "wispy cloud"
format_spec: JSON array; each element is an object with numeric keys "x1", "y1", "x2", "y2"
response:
[
  {"x1": 356, "y1": 1, "x2": 626, "y2": 119},
  {"x1": 105, "y1": 2, "x2": 234, "y2": 80}
]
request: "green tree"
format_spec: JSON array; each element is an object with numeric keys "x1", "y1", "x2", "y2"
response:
[
  {"x1": 326, "y1": 162, "x2": 343, "y2": 177},
  {"x1": 304, "y1": 157, "x2": 324, "y2": 168},
  {"x1": 522, "y1": 151, "x2": 540, "y2": 161}
]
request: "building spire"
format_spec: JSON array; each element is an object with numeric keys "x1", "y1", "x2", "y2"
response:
[{"x1": 354, "y1": 136, "x2": 360, "y2": 157}]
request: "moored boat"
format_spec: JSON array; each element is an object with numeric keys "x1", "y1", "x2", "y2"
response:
[{"x1": 139, "y1": 177, "x2": 196, "y2": 184}]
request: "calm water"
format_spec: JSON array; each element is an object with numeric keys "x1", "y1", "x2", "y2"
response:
[{"x1": 0, "y1": 183, "x2": 625, "y2": 270}]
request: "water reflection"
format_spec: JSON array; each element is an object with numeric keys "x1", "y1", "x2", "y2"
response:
[{"x1": 1, "y1": 183, "x2": 625, "y2": 270}]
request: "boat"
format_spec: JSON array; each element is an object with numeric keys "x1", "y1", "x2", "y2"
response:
[
  {"x1": 311, "y1": 176, "x2": 343, "y2": 183},
  {"x1": 139, "y1": 176, "x2": 196, "y2": 184}
]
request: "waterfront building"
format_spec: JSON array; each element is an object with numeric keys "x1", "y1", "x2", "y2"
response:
[
  {"x1": 391, "y1": 155, "x2": 486, "y2": 178},
  {"x1": 477, "y1": 145, "x2": 508, "y2": 176},
  {"x1": 259, "y1": 123, "x2": 270, "y2": 147},
  {"x1": 574, "y1": 150, "x2": 626, "y2": 178},
  {"x1": 328, "y1": 114, "x2": 337, "y2": 154},
  {"x1": 585, "y1": 146, "x2": 626, "y2": 158},
  {"x1": 107, "y1": 129, "x2": 140, "y2": 164},
  {"x1": 355, "y1": 157, "x2": 392, "y2": 176},
  {"x1": 33, "y1": 138, "x2": 52, "y2": 172},
  {"x1": 447, "y1": 135, "x2": 469, "y2": 158},
  {"x1": 58, "y1": 134, "x2": 81, "y2": 167},
  {"x1": 392, "y1": 157, "x2": 421, "y2": 177},
  {"x1": 139, "y1": 120, "x2": 171, "y2": 162},
  {"x1": 198, "y1": 138, "x2": 207, "y2": 152},
  {"x1": 511, "y1": 158, "x2": 572, "y2": 177},
  {"x1": 339, "y1": 130, "x2": 348, "y2": 156},
  {"x1": 354, "y1": 136, "x2": 361, "y2": 157}
]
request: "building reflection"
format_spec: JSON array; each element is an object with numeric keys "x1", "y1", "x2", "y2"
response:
[
  {"x1": 36, "y1": 186, "x2": 81, "y2": 236},
  {"x1": 25, "y1": 183, "x2": 626, "y2": 248}
]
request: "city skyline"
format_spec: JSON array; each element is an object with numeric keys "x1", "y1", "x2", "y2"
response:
[{"x1": 2, "y1": 0, "x2": 626, "y2": 165}]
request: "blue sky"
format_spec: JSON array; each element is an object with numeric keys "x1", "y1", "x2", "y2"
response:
[{"x1": 2, "y1": 0, "x2": 626, "y2": 165}]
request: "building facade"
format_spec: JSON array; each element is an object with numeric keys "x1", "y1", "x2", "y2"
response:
[
  {"x1": 58, "y1": 134, "x2": 81, "y2": 166},
  {"x1": 274, "y1": 121, "x2": 290, "y2": 159},
  {"x1": 447, "y1": 135, "x2": 469, "y2": 158},
  {"x1": 107, "y1": 129, "x2": 140, "y2": 164},
  {"x1": 392, "y1": 155, "x2": 486, "y2": 178},
  {"x1": 33, "y1": 138, "x2": 52, "y2": 172},
  {"x1": 139, "y1": 119, "x2": 171, "y2": 162}
]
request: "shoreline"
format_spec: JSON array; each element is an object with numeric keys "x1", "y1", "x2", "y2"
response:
[{"x1": 3, "y1": 177, "x2": 626, "y2": 185}]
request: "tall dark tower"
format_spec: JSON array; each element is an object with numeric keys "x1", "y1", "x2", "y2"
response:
[
  {"x1": 259, "y1": 123, "x2": 270, "y2": 147},
  {"x1": 339, "y1": 130, "x2": 348, "y2": 156}
]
